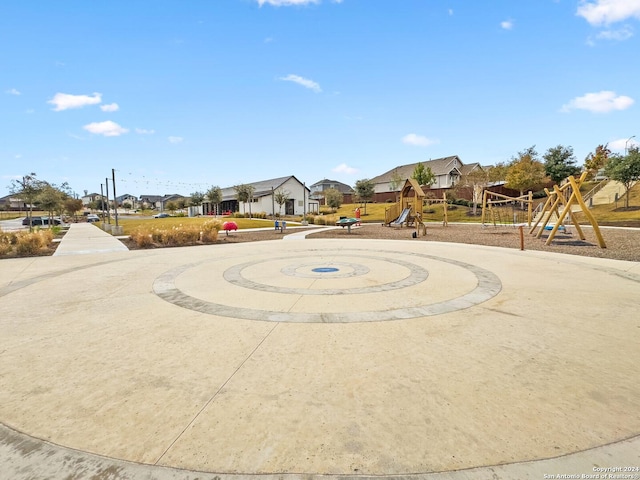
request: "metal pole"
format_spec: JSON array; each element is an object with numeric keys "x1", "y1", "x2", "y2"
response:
[
  {"x1": 112, "y1": 168, "x2": 119, "y2": 227},
  {"x1": 100, "y1": 184, "x2": 106, "y2": 221},
  {"x1": 105, "y1": 178, "x2": 111, "y2": 224},
  {"x1": 625, "y1": 135, "x2": 636, "y2": 155}
]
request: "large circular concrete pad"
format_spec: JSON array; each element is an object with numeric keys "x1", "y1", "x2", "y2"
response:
[{"x1": 1, "y1": 238, "x2": 639, "y2": 477}]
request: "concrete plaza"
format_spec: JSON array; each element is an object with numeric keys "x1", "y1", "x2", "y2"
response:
[{"x1": 1, "y1": 224, "x2": 639, "y2": 479}]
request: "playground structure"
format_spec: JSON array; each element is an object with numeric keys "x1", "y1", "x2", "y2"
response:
[
  {"x1": 384, "y1": 179, "x2": 426, "y2": 236},
  {"x1": 423, "y1": 192, "x2": 450, "y2": 227},
  {"x1": 529, "y1": 173, "x2": 606, "y2": 248},
  {"x1": 481, "y1": 191, "x2": 533, "y2": 228}
]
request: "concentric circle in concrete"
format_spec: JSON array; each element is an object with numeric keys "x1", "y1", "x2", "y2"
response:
[
  {"x1": 153, "y1": 248, "x2": 502, "y2": 323},
  {"x1": 1, "y1": 238, "x2": 639, "y2": 479}
]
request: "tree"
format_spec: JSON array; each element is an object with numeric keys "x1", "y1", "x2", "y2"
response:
[
  {"x1": 64, "y1": 198, "x2": 84, "y2": 220},
  {"x1": 505, "y1": 146, "x2": 548, "y2": 199},
  {"x1": 190, "y1": 191, "x2": 205, "y2": 207},
  {"x1": 487, "y1": 162, "x2": 509, "y2": 183},
  {"x1": 584, "y1": 144, "x2": 611, "y2": 179},
  {"x1": 177, "y1": 198, "x2": 188, "y2": 210},
  {"x1": 9, "y1": 173, "x2": 45, "y2": 230},
  {"x1": 166, "y1": 201, "x2": 178, "y2": 214},
  {"x1": 354, "y1": 178, "x2": 375, "y2": 215},
  {"x1": 324, "y1": 188, "x2": 343, "y2": 212},
  {"x1": 543, "y1": 145, "x2": 580, "y2": 183},
  {"x1": 273, "y1": 188, "x2": 289, "y2": 216},
  {"x1": 122, "y1": 201, "x2": 132, "y2": 211},
  {"x1": 412, "y1": 162, "x2": 436, "y2": 187},
  {"x1": 457, "y1": 167, "x2": 489, "y2": 215},
  {"x1": 234, "y1": 184, "x2": 255, "y2": 217},
  {"x1": 206, "y1": 185, "x2": 222, "y2": 215},
  {"x1": 604, "y1": 147, "x2": 640, "y2": 208},
  {"x1": 388, "y1": 169, "x2": 404, "y2": 201},
  {"x1": 38, "y1": 183, "x2": 67, "y2": 226}
]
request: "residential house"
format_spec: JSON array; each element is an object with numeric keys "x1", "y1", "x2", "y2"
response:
[
  {"x1": 81, "y1": 193, "x2": 104, "y2": 207},
  {"x1": 309, "y1": 179, "x2": 354, "y2": 204},
  {"x1": 139, "y1": 195, "x2": 163, "y2": 210},
  {"x1": 0, "y1": 194, "x2": 28, "y2": 210},
  {"x1": 369, "y1": 156, "x2": 481, "y2": 202},
  {"x1": 157, "y1": 194, "x2": 187, "y2": 212},
  {"x1": 115, "y1": 194, "x2": 138, "y2": 210},
  {"x1": 202, "y1": 176, "x2": 319, "y2": 216}
]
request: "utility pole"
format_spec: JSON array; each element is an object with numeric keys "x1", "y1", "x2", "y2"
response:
[
  {"x1": 105, "y1": 178, "x2": 111, "y2": 224},
  {"x1": 112, "y1": 168, "x2": 119, "y2": 228},
  {"x1": 100, "y1": 184, "x2": 106, "y2": 221}
]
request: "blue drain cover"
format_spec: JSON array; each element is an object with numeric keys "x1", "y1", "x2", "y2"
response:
[{"x1": 312, "y1": 267, "x2": 339, "y2": 273}]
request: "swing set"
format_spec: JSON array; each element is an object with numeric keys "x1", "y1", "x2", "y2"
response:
[
  {"x1": 481, "y1": 191, "x2": 533, "y2": 227},
  {"x1": 529, "y1": 173, "x2": 606, "y2": 248}
]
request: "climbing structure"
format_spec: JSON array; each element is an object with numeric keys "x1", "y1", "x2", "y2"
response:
[
  {"x1": 384, "y1": 178, "x2": 426, "y2": 235},
  {"x1": 529, "y1": 173, "x2": 606, "y2": 248},
  {"x1": 481, "y1": 191, "x2": 533, "y2": 227}
]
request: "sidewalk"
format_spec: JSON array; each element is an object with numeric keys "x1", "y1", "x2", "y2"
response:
[{"x1": 53, "y1": 223, "x2": 129, "y2": 256}]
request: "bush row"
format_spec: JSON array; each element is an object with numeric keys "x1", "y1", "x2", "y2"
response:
[
  {"x1": 129, "y1": 220, "x2": 222, "y2": 248},
  {"x1": 0, "y1": 228, "x2": 55, "y2": 256}
]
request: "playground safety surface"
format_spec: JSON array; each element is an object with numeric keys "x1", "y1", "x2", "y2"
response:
[{"x1": 1, "y1": 225, "x2": 639, "y2": 479}]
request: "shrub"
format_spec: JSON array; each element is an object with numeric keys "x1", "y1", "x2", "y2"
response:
[
  {"x1": 130, "y1": 228, "x2": 154, "y2": 248},
  {"x1": 15, "y1": 230, "x2": 52, "y2": 255},
  {"x1": 160, "y1": 226, "x2": 201, "y2": 246},
  {"x1": 0, "y1": 231, "x2": 11, "y2": 256},
  {"x1": 315, "y1": 216, "x2": 327, "y2": 225},
  {"x1": 201, "y1": 219, "x2": 222, "y2": 243}
]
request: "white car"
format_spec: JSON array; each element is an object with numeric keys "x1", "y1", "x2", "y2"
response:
[{"x1": 87, "y1": 214, "x2": 100, "y2": 223}]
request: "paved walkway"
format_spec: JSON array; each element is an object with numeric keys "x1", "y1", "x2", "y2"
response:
[
  {"x1": 1, "y1": 224, "x2": 639, "y2": 479},
  {"x1": 53, "y1": 222, "x2": 128, "y2": 255}
]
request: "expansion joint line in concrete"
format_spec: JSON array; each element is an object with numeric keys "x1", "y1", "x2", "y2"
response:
[{"x1": 153, "y1": 322, "x2": 281, "y2": 466}]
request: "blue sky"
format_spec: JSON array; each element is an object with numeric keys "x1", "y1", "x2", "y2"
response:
[{"x1": 2, "y1": 0, "x2": 639, "y2": 198}]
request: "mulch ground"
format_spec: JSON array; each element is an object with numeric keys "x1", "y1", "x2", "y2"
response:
[{"x1": 205, "y1": 223, "x2": 640, "y2": 262}]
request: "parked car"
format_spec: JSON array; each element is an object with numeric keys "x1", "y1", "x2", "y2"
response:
[
  {"x1": 153, "y1": 212, "x2": 170, "y2": 218},
  {"x1": 86, "y1": 214, "x2": 100, "y2": 223},
  {"x1": 22, "y1": 216, "x2": 62, "y2": 226}
]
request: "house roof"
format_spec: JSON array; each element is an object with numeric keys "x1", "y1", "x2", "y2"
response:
[
  {"x1": 139, "y1": 195, "x2": 164, "y2": 203},
  {"x1": 220, "y1": 176, "x2": 309, "y2": 201},
  {"x1": 459, "y1": 162, "x2": 481, "y2": 176},
  {"x1": 309, "y1": 178, "x2": 354, "y2": 193},
  {"x1": 369, "y1": 156, "x2": 464, "y2": 185}
]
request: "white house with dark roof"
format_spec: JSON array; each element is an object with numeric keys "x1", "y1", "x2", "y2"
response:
[{"x1": 203, "y1": 175, "x2": 318, "y2": 216}]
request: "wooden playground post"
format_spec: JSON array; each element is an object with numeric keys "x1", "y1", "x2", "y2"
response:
[
  {"x1": 442, "y1": 191, "x2": 448, "y2": 227},
  {"x1": 527, "y1": 191, "x2": 533, "y2": 227},
  {"x1": 567, "y1": 175, "x2": 606, "y2": 248},
  {"x1": 529, "y1": 188, "x2": 553, "y2": 234},
  {"x1": 480, "y1": 190, "x2": 488, "y2": 226}
]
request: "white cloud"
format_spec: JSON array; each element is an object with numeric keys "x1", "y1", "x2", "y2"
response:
[
  {"x1": 279, "y1": 74, "x2": 322, "y2": 93},
  {"x1": 608, "y1": 137, "x2": 639, "y2": 151},
  {"x1": 501, "y1": 20, "x2": 514, "y2": 30},
  {"x1": 577, "y1": 0, "x2": 640, "y2": 25},
  {"x1": 168, "y1": 136, "x2": 184, "y2": 144},
  {"x1": 136, "y1": 128, "x2": 155, "y2": 135},
  {"x1": 100, "y1": 103, "x2": 119, "y2": 112},
  {"x1": 6, "y1": 88, "x2": 21, "y2": 95},
  {"x1": 332, "y1": 163, "x2": 358, "y2": 174},
  {"x1": 448, "y1": 9, "x2": 454, "y2": 16},
  {"x1": 596, "y1": 25, "x2": 634, "y2": 40},
  {"x1": 402, "y1": 133, "x2": 438, "y2": 147},
  {"x1": 49, "y1": 92, "x2": 102, "y2": 111},
  {"x1": 258, "y1": 0, "x2": 319, "y2": 6},
  {"x1": 83, "y1": 120, "x2": 129, "y2": 136},
  {"x1": 561, "y1": 91, "x2": 634, "y2": 113}
]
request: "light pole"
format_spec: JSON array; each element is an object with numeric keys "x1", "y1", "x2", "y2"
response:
[{"x1": 625, "y1": 135, "x2": 636, "y2": 155}]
